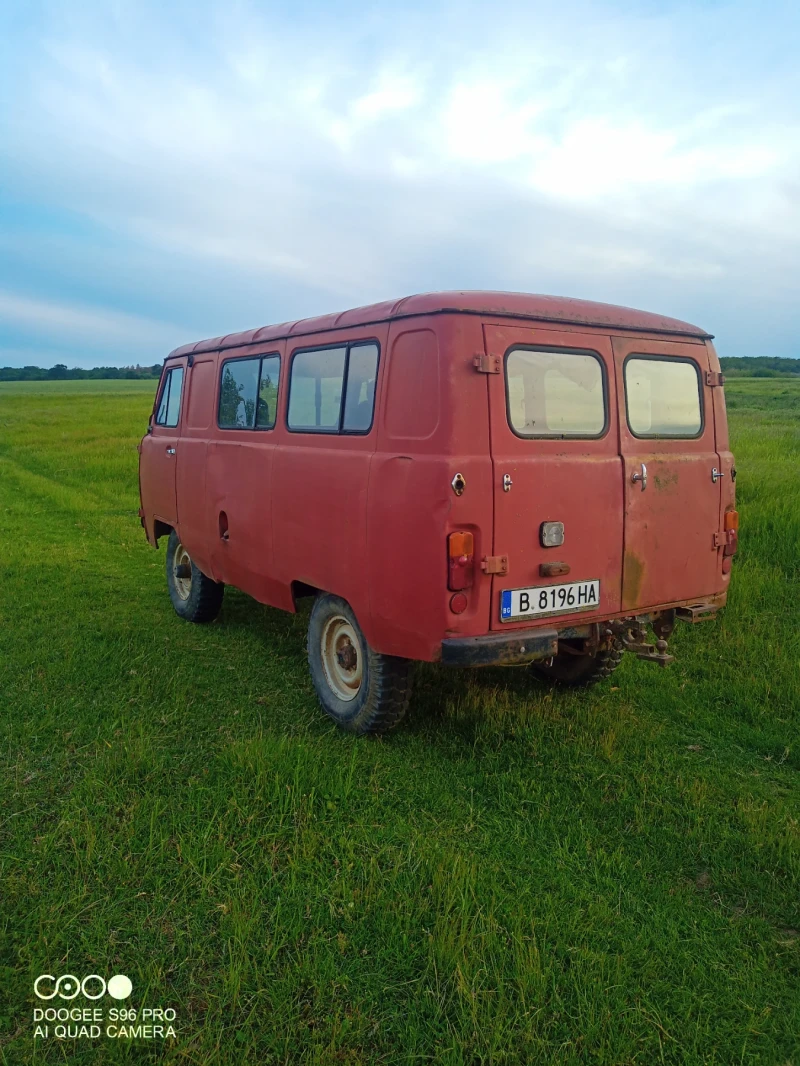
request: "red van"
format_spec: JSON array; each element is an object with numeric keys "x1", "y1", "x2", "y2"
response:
[{"x1": 138, "y1": 292, "x2": 737, "y2": 734}]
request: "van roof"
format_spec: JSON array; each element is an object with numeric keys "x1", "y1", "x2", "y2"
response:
[{"x1": 167, "y1": 291, "x2": 711, "y2": 358}]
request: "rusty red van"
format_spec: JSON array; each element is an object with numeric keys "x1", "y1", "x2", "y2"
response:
[{"x1": 138, "y1": 291, "x2": 737, "y2": 734}]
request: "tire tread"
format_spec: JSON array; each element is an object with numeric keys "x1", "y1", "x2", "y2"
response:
[
  {"x1": 166, "y1": 530, "x2": 224, "y2": 624},
  {"x1": 307, "y1": 594, "x2": 412, "y2": 735}
]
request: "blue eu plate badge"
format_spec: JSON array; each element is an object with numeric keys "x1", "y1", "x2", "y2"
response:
[{"x1": 501, "y1": 590, "x2": 513, "y2": 620}]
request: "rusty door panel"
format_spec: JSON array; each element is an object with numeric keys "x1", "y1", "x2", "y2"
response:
[
  {"x1": 485, "y1": 325, "x2": 623, "y2": 632},
  {"x1": 613, "y1": 337, "x2": 723, "y2": 611}
]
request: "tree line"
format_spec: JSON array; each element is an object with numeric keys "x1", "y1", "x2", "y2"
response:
[
  {"x1": 0, "y1": 364, "x2": 162, "y2": 381},
  {"x1": 717, "y1": 356, "x2": 800, "y2": 378},
  {"x1": 0, "y1": 355, "x2": 797, "y2": 383}
]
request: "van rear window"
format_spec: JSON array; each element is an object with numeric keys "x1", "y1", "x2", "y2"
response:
[
  {"x1": 624, "y1": 357, "x2": 702, "y2": 437},
  {"x1": 505, "y1": 348, "x2": 605, "y2": 438}
]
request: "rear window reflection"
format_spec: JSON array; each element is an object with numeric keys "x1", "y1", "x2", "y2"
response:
[
  {"x1": 625, "y1": 357, "x2": 702, "y2": 437},
  {"x1": 506, "y1": 349, "x2": 605, "y2": 437}
]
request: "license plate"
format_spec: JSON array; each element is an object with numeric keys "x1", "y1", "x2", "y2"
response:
[{"x1": 500, "y1": 579, "x2": 600, "y2": 621}]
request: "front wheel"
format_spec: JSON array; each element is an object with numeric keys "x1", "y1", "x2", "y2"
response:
[
  {"x1": 166, "y1": 530, "x2": 224, "y2": 623},
  {"x1": 307, "y1": 594, "x2": 412, "y2": 735},
  {"x1": 530, "y1": 636, "x2": 624, "y2": 687}
]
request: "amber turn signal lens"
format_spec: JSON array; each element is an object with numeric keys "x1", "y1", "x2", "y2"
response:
[
  {"x1": 448, "y1": 531, "x2": 474, "y2": 591},
  {"x1": 448, "y1": 531, "x2": 474, "y2": 557},
  {"x1": 724, "y1": 510, "x2": 739, "y2": 531}
]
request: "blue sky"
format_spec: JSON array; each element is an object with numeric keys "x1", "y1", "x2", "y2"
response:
[{"x1": 1, "y1": 0, "x2": 798, "y2": 367}]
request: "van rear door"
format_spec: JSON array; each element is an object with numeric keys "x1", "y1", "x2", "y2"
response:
[
  {"x1": 484, "y1": 325, "x2": 623, "y2": 632},
  {"x1": 612, "y1": 336, "x2": 721, "y2": 610}
]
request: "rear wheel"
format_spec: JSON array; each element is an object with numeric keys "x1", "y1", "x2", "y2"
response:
[
  {"x1": 530, "y1": 636, "x2": 624, "y2": 687},
  {"x1": 166, "y1": 530, "x2": 224, "y2": 623},
  {"x1": 307, "y1": 594, "x2": 412, "y2": 735}
]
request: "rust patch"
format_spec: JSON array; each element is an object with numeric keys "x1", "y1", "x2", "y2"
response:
[
  {"x1": 653, "y1": 470, "x2": 679, "y2": 493},
  {"x1": 622, "y1": 551, "x2": 645, "y2": 609}
]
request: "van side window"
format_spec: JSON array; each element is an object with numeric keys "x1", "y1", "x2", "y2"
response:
[
  {"x1": 258, "y1": 355, "x2": 280, "y2": 430},
  {"x1": 155, "y1": 366, "x2": 184, "y2": 428},
  {"x1": 506, "y1": 348, "x2": 605, "y2": 438},
  {"x1": 624, "y1": 357, "x2": 702, "y2": 437},
  {"x1": 343, "y1": 344, "x2": 379, "y2": 431},
  {"x1": 288, "y1": 342, "x2": 379, "y2": 434},
  {"x1": 218, "y1": 354, "x2": 281, "y2": 430}
]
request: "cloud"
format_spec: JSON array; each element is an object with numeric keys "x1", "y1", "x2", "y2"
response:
[
  {"x1": 0, "y1": 290, "x2": 189, "y2": 358},
  {"x1": 0, "y1": 0, "x2": 798, "y2": 364}
]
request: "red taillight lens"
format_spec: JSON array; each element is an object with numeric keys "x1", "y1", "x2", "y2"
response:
[
  {"x1": 723, "y1": 511, "x2": 738, "y2": 557},
  {"x1": 723, "y1": 529, "x2": 738, "y2": 557},
  {"x1": 448, "y1": 531, "x2": 474, "y2": 591}
]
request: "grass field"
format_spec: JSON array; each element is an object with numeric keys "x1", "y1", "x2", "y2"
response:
[{"x1": 1, "y1": 377, "x2": 799, "y2": 1065}]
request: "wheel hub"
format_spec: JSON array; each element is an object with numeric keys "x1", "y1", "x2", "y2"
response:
[
  {"x1": 320, "y1": 616, "x2": 363, "y2": 702},
  {"x1": 173, "y1": 543, "x2": 193, "y2": 601}
]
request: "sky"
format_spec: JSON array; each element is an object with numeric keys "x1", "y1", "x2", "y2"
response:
[{"x1": 0, "y1": 0, "x2": 798, "y2": 367}]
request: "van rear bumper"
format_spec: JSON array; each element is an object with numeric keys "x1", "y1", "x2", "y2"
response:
[{"x1": 441, "y1": 629, "x2": 558, "y2": 667}]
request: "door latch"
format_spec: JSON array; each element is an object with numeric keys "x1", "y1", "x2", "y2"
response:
[
  {"x1": 481, "y1": 555, "x2": 509, "y2": 575},
  {"x1": 711, "y1": 467, "x2": 724, "y2": 483},
  {"x1": 502, "y1": 473, "x2": 513, "y2": 492},
  {"x1": 631, "y1": 462, "x2": 647, "y2": 491},
  {"x1": 166, "y1": 447, "x2": 176, "y2": 456}
]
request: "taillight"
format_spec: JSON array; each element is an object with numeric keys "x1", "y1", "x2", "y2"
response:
[
  {"x1": 723, "y1": 510, "x2": 738, "y2": 557},
  {"x1": 725, "y1": 507, "x2": 742, "y2": 567},
  {"x1": 448, "y1": 531, "x2": 474, "y2": 590}
]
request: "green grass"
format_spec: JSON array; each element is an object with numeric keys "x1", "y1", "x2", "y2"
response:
[{"x1": 1, "y1": 377, "x2": 799, "y2": 1065}]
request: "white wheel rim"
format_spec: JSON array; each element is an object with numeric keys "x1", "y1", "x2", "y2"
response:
[
  {"x1": 320, "y1": 616, "x2": 363, "y2": 702},
  {"x1": 173, "y1": 543, "x2": 193, "y2": 601}
]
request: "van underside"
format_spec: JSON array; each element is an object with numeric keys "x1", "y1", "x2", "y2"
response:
[{"x1": 440, "y1": 596, "x2": 725, "y2": 668}]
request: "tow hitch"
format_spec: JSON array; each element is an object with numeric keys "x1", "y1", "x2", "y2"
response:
[{"x1": 606, "y1": 618, "x2": 675, "y2": 667}]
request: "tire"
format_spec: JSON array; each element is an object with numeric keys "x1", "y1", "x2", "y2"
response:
[
  {"x1": 166, "y1": 530, "x2": 224, "y2": 623},
  {"x1": 307, "y1": 594, "x2": 412, "y2": 735},
  {"x1": 530, "y1": 636, "x2": 624, "y2": 687}
]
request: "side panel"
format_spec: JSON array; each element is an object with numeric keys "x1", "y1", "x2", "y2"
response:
[
  {"x1": 139, "y1": 358, "x2": 187, "y2": 539},
  {"x1": 367, "y1": 315, "x2": 494, "y2": 660},
  {"x1": 485, "y1": 326, "x2": 623, "y2": 632},
  {"x1": 271, "y1": 325, "x2": 389, "y2": 635},
  {"x1": 613, "y1": 336, "x2": 723, "y2": 610}
]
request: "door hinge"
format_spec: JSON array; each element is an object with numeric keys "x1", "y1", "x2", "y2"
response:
[
  {"x1": 704, "y1": 371, "x2": 725, "y2": 387},
  {"x1": 473, "y1": 354, "x2": 501, "y2": 374},
  {"x1": 481, "y1": 554, "x2": 509, "y2": 575},
  {"x1": 713, "y1": 530, "x2": 736, "y2": 549}
]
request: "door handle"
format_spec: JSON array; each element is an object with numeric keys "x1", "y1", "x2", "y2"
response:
[
  {"x1": 631, "y1": 462, "x2": 647, "y2": 491},
  {"x1": 711, "y1": 467, "x2": 724, "y2": 483},
  {"x1": 166, "y1": 447, "x2": 176, "y2": 456}
]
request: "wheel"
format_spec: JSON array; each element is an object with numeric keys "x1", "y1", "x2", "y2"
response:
[
  {"x1": 166, "y1": 530, "x2": 224, "y2": 623},
  {"x1": 530, "y1": 636, "x2": 624, "y2": 687},
  {"x1": 307, "y1": 594, "x2": 412, "y2": 735}
]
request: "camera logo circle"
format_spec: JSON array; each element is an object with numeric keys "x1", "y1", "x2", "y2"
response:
[{"x1": 34, "y1": 974, "x2": 132, "y2": 1000}]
